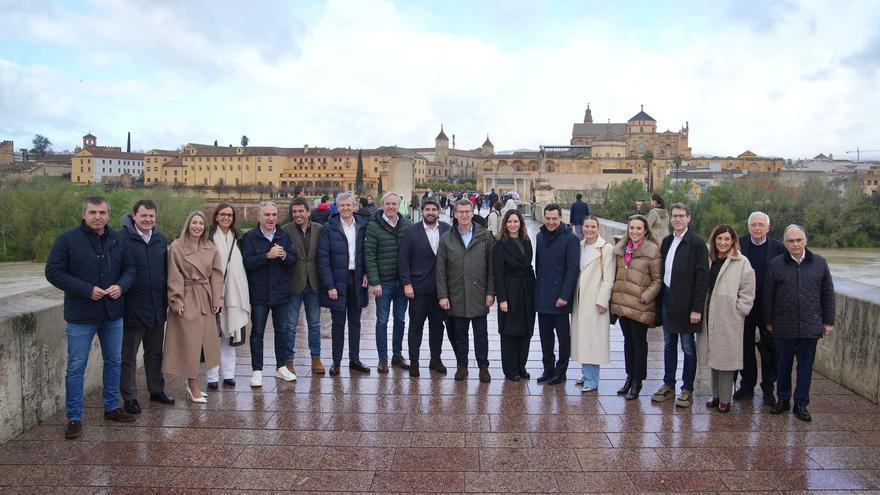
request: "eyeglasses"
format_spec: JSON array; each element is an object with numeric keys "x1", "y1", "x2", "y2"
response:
[
  {"x1": 784, "y1": 238, "x2": 805, "y2": 245},
  {"x1": 749, "y1": 223, "x2": 768, "y2": 228},
  {"x1": 216, "y1": 213, "x2": 233, "y2": 218}
]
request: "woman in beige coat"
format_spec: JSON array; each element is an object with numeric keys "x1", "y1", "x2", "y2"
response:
[
  {"x1": 571, "y1": 217, "x2": 616, "y2": 393},
  {"x1": 698, "y1": 224, "x2": 756, "y2": 413},
  {"x1": 163, "y1": 211, "x2": 224, "y2": 403},
  {"x1": 609, "y1": 214, "x2": 662, "y2": 400}
]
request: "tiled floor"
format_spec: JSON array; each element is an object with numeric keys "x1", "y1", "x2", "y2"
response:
[
  {"x1": 2, "y1": 299, "x2": 879, "y2": 494},
  {"x1": 2, "y1": 218, "x2": 878, "y2": 493}
]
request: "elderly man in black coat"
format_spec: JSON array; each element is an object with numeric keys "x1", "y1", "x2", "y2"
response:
[
  {"x1": 399, "y1": 198, "x2": 451, "y2": 377},
  {"x1": 652, "y1": 203, "x2": 708, "y2": 408},
  {"x1": 764, "y1": 225, "x2": 835, "y2": 422},
  {"x1": 734, "y1": 211, "x2": 788, "y2": 404},
  {"x1": 118, "y1": 200, "x2": 175, "y2": 415}
]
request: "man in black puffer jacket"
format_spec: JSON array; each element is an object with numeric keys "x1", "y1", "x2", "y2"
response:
[
  {"x1": 764, "y1": 224, "x2": 835, "y2": 422},
  {"x1": 118, "y1": 200, "x2": 175, "y2": 414}
]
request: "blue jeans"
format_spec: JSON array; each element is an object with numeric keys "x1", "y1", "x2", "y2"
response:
[
  {"x1": 290, "y1": 287, "x2": 322, "y2": 358},
  {"x1": 250, "y1": 302, "x2": 294, "y2": 371},
  {"x1": 581, "y1": 364, "x2": 600, "y2": 389},
  {"x1": 662, "y1": 293, "x2": 697, "y2": 391},
  {"x1": 66, "y1": 318, "x2": 123, "y2": 421},
  {"x1": 375, "y1": 280, "x2": 407, "y2": 359}
]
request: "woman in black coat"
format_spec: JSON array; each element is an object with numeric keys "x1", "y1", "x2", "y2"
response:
[{"x1": 493, "y1": 210, "x2": 536, "y2": 381}]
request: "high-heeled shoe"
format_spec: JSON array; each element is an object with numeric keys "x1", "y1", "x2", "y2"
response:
[
  {"x1": 625, "y1": 380, "x2": 642, "y2": 401},
  {"x1": 617, "y1": 376, "x2": 633, "y2": 395},
  {"x1": 186, "y1": 386, "x2": 207, "y2": 403}
]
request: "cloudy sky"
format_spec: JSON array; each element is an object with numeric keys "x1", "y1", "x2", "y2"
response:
[{"x1": 2, "y1": 0, "x2": 878, "y2": 160}]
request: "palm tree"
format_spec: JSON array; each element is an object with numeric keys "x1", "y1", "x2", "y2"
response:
[
  {"x1": 643, "y1": 149, "x2": 655, "y2": 191},
  {"x1": 241, "y1": 135, "x2": 249, "y2": 147}
]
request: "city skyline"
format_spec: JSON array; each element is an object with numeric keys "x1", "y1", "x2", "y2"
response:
[{"x1": 2, "y1": 0, "x2": 879, "y2": 160}]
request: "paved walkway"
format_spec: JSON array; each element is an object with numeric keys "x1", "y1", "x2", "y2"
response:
[{"x1": 2, "y1": 215, "x2": 879, "y2": 493}]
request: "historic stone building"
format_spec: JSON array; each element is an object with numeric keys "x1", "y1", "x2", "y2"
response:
[
  {"x1": 71, "y1": 134, "x2": 144, "y2": 184},
  {"x1": 571, "y1": 104, "x2": 692, "y2": 160},
  {"x1": 0, "y1": 140, "x2": 14, "y2": 168}
]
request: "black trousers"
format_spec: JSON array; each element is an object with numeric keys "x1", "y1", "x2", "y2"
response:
[
  {"x1": 739, "y1": 312, "x2": 777, "y2": 394},
  {"x1": 120, "y1": 324, "x2": 165, "y2": 400},
  {"x1": 448, "y1": 315, "x2": 489, "y2": 368},
  {"x1": 619, "y1": 316, "x2": 648, "y2": 381},
  {"x1": 500, "y1": 334, "x2": 530, "y2": 378},
  {"x1": 538, "y1": 313, "x2": 571, "y2": 377},
  {"x1": 407, "y1": 292, "x2": 446, "y2": 364},
  {"x1": 330, "y1": 271, "x2": 362, "y2": 363}
]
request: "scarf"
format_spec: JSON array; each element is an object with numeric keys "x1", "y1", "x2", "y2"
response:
[{"x1": 625, "y1": 239, "x2": 643, "y2": 265}]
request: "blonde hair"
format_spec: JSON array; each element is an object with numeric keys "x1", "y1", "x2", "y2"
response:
[{"x1": 178, "y1": 210, "x2": 210, "y2": 246}]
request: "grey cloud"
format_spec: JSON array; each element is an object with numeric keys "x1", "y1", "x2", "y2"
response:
[{"x1": 842, "y1": 36, "x2": 880, "y2": 75}]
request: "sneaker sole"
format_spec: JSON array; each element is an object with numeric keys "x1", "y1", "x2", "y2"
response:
[
  {"x1": 674, "y1": 400, "x2": 693, "y2": 408},
  {"x1": 651, "y1": 394, "x2": 674, "y2": 402}
]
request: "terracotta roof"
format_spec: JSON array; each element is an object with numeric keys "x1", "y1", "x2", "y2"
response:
[{"x1": 80, "y1": 149, "x2": 145, "y2": 160}]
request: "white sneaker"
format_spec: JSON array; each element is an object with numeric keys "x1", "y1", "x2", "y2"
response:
[
  {"x1": 250, "y1": 370, "x2": 263, "y2": 388},
  {"x1": 275, "y1": 366, "x2": 297, "y2": 382}
]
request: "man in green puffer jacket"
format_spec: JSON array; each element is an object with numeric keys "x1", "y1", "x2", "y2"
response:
[{"x1": 365, "y1": 192, "x2": 413, "y2": 373}]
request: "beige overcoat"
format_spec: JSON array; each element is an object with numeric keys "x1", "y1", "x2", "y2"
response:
[
  {"x1": 571, "y1": 237, "x2": 616, "y2": 365},
  {"x1": 697, "y1": 253, "x2": 756, "y2": 371},
  {"x1": 162, "y1": 239, "x2": 224, "y2": 379}
]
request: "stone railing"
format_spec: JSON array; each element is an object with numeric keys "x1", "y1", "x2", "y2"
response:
[{"x1": 0, "y1": 285, "x2": 112, "y2": 443}]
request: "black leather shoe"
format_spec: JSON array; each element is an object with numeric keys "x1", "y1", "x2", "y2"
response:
[
  {"x1": 479, "y1": 367, "x2": 491, "y2": 383},
  {"x1": 454, "y1": 366, "x2": 468, "y2": 381},
  {"x1": 537, "y1": 374, "x2": 552, "y2": 383},
  {"x1": 349, "y1": 360, "x2": 370, "y2": 373},
  {"x1": 519, "y1": 370, "x2": 531, "y2": 379},
  {"x1": 429, "y1": 359, "x2": 448, "y2": 374},
  {"x1": 104, "y1": 408, "x2": 136, "y2": 423},
  {"x1": 770, "y1": 400, "x2": 791, "y2": 415},
  {"x1": 794, "y1": 403, "x2": 812, "y2": 422},
  {"x1": 617, "y1": 376, "x2": 633, "y2": 395},
  {"x1": 377, "y1": 358, "x2": 389, "y2": 374},
  {"x1": 391, "y1": 354, "x2": 410, "y2": 370},
  {"x1": 733, "y1": 388, "x2": 754, "y2": 400},
  {"x1": 329, "y1": 361, "x2": 341, "y2": 376},
  {"x1": 506, "y1": 375, "x2": 521, "y2": 382},
  {"x1": 625, "y1": 380, "x2": 642, "y2": 401},
  {"x1": 547, "y1": 375, "x2": 564, "y2": 385},
  {"x1": 150, "y1": 391, "x2": 176, "y2": 405},
  {"x1": 762, "y1": 392, "x2": 777, "y2": 407},
  {"x1": 65, "y1": 421, "x2": 82, "y2": 440},
  {"x1": 123, "y1": 399, "x2": 141, "y2": 415},
  {"x1": 223, "y1": 378, "x2": 236, "y2": 387},
  {"x1": 206, "y1": 382, "x2": 219, "y2": 390},
  {"x1": 409, "y1": 366, "x2": 420, "y2": 378}
]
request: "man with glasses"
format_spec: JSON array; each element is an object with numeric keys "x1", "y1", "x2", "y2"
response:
[
  {"x1": 734, "y1": 211, "x2": 787, "y2": 405},
  {"x1": 764, "y1": 225, "x2": 835, "y2": 421}
]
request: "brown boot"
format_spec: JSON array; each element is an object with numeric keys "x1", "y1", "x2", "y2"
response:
[
  {"x1": 454, "y1": 366, "x2": 468, "y2": 381},
  {"x1": 312, "y1": 357, "x2": 326, "y2": 374},
  {"x1": 479, "y1": 367, "x2": 491, "y2": 383}
]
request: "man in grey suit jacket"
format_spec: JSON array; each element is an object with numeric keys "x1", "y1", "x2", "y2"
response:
[{"x1": 283, "y1": 197, "x2": 325, "y2": 375}]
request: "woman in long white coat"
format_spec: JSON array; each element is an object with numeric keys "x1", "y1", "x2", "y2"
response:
[{"x1": 571, "y1": 216, "x2": 616, "y2": 392}]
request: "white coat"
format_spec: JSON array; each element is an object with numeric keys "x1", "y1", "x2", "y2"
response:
[
  {"x1": 571, "y1": 236, "x2": 616, "y2": 365},
  {"x1": 697, "y1": 252, "x2": 756, "y2": 371}
]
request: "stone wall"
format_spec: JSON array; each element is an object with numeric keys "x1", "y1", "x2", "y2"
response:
[
  {"x1": 0, "y1": 288, "x2": 108, "y2": 443},
  {"x1": 813, "y1": 278, "x2": 880, "y2": 404}
]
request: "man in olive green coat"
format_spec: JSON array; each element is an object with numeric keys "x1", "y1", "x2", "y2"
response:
[
  {"x1": 365, "y1": 192, "x2": 413, "y2": 373},
  {"x1": 436, "y1": 199, "x2": 495, "y2": 383}
]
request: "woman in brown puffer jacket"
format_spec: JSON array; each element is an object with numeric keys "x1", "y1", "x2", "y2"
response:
[{"x1": 610, "y1": 214, "x2": 662, "y2": 400}]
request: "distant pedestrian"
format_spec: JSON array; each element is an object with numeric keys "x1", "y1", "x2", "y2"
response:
[
  {"x1": 646, "y1": 193, "x2": 669, "y2": 241},
  {"x1": 569, "y1": 193, "x2": 590, "y2": 240}
]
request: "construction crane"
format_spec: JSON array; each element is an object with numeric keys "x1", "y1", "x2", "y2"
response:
[{"x1": 845, "y1": 148, "x2": 880, "y2": 163}]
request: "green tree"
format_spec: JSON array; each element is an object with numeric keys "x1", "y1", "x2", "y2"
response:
[
  {"x1": 355, "y1": 149, "x2": 364, "y2": 195},
  {"x1": 643, "y1": 149, "x2": 654, "y2": 191},
  {"x1": 241, "y1": 135, "x2": 249, "y2": 147},
  {"x1": 595, "y1": 179, "x2": 646, "y2": 223},
  {"x1": 31, "y1": 135, "x2": 52, "y2": 157}
]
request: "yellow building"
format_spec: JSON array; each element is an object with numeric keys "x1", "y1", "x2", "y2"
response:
[
  {"x1": 71, "y1": 134, "x2": 144, "y2": 184},
  {"x1": 571, "y1": 104, "x2": 692, "y2": 160},
  {"x1": 0, "y1": 140, "x2": 14, "y2": 168}
]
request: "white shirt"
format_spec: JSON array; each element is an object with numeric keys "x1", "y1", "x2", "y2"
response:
[
  {"x1": 424, "y1": 222, "x2": 440, "y2": 255},
  {"x1": 664, "y1": 228, "x2": 688, "y2": 288},
  {"x1": 750, "y1": 236, "x2": 767, "y2": 246},
  {"x1": 791, "y1": 251, "x2": 806, "y2": 264},
  {"x1": 342, "y1": 217, "x2": 357, "y2": 270},
  {"x1": 581, "y1": 242, "x2": 596, "y2": 266},
  {"x1": 382, "y1": 213, "x2": 398, "y2": 228},
  {"x1": 136, "y1": 227, "x2": 151, "y2": 244}
]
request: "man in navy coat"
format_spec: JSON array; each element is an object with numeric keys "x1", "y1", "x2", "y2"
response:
[
  {"x1": 242, "y1": 201, "x2": 297, "y2": 387},
  {"x1": 534, "y1": 204, "x2": 580, "y2": 385},
  {"x1": 45, "y1": 197, "x2": 137, "y2": 439},
  {"x1": 399, "y1": 198, "x2": 451, "y2": 377}
]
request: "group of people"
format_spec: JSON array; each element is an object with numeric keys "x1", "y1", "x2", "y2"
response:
[{"x1": 45, "y1": 191, "x2": 836, "y2": 441}]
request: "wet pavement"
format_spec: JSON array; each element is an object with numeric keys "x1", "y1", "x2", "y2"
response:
[
  {"x1": 2, "y1": 214, "x2": 879, "y2": 493},
  {"x1": 2, "y1": 298, "x2": 880, "y2": 494}
]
